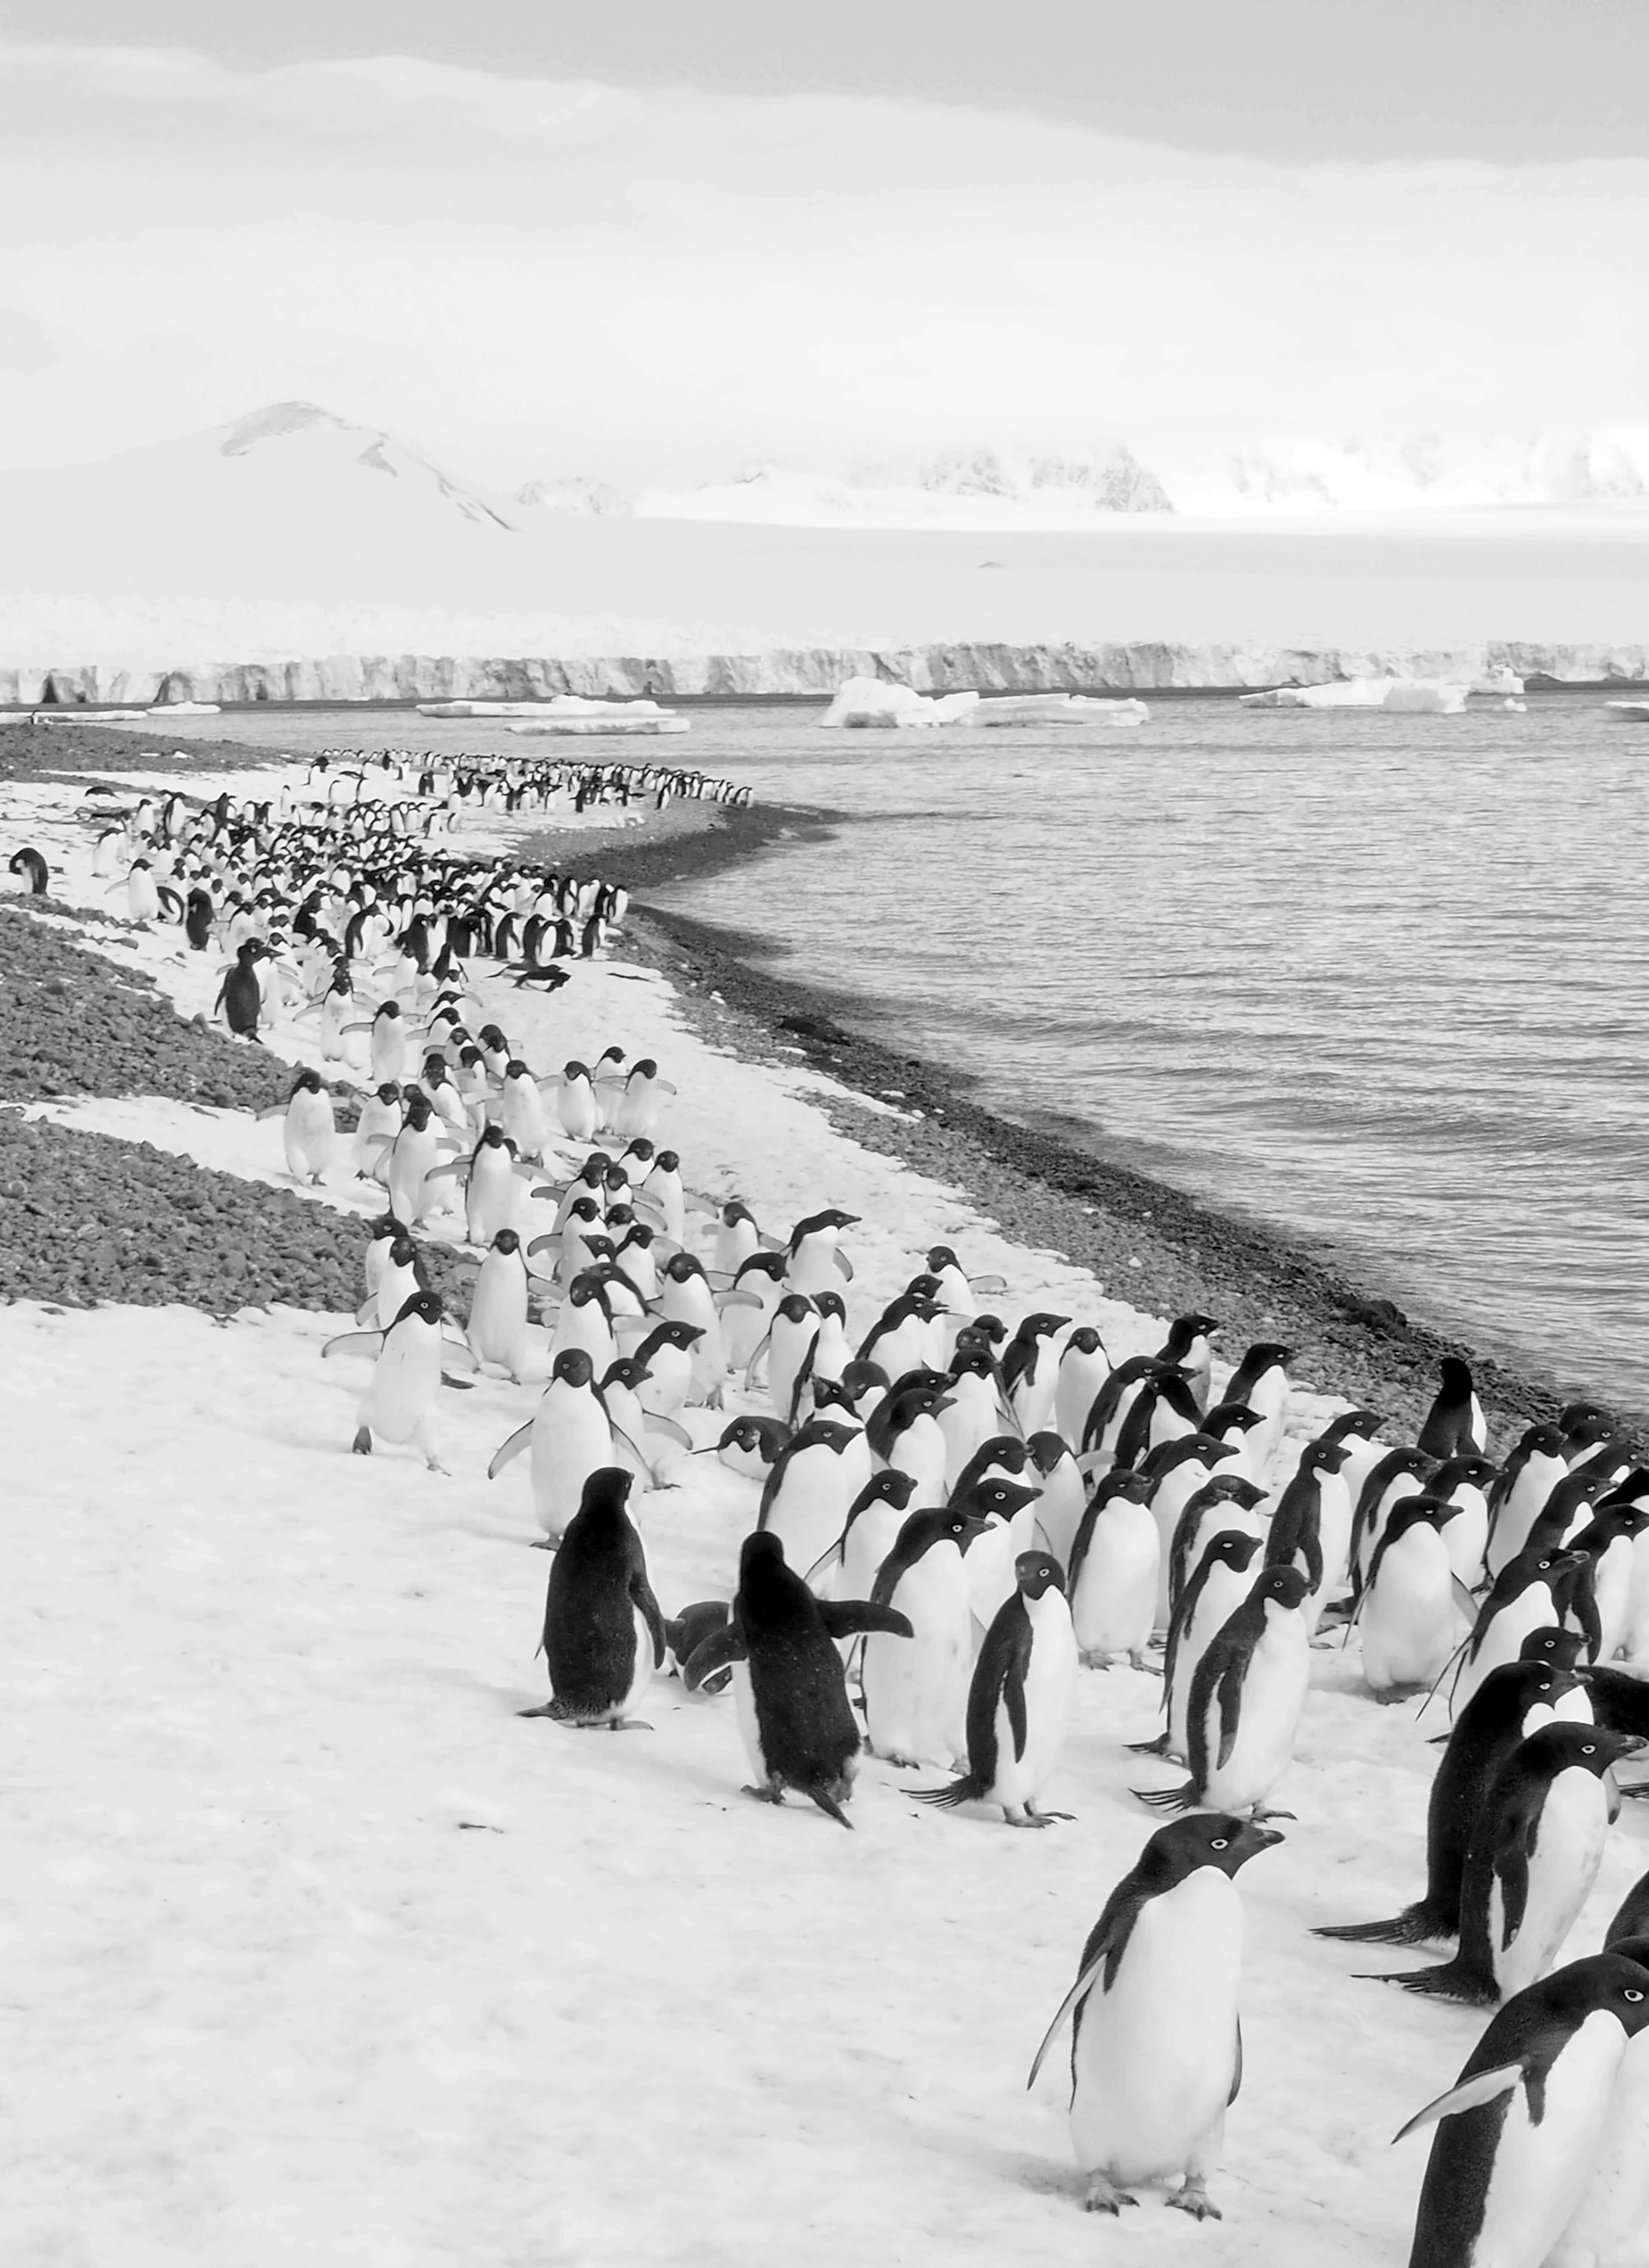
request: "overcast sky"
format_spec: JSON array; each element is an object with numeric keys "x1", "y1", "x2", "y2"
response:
[{"x1": 0, "y1": 9, "x2": 1642, "y2": 479}]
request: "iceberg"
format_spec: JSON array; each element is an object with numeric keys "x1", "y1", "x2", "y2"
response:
[
  {"x1": 967, "y1": 693, "x2": 1148, "y2": 728},
  {"x1": 1239, "y1": 677, "x2": 1468, "y2": 713},
  {"x1": 1605, "y1": 700, "x2": 1649, "y2": 720},
  {"x1": 420, "y1": 694, "x2": 688, "y2": 734},
  {"x1": 818, "y1": 677, "x2": 981, "y2": 729}
]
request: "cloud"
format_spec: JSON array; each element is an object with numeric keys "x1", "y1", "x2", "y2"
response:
[{"x1": 0, "y1": 45, "x2": 1645, "y2": 476}]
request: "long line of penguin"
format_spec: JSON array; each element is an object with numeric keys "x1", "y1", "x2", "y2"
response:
[{"x1": 43, "y1": 751, "x2": 1649, "y2": 2265}]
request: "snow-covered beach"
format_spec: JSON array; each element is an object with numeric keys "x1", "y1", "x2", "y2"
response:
[{"x1": 6, "y1": 731, "x2": 1649, "y2": 2266}]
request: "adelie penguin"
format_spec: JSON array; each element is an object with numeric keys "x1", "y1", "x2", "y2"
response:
[
  {"x1": 1137, "y1": 1564, "x2": 1311, "y2": 1821},
  {"x1": 1364, "y1": 1721, "x2": 1644, "y2": 2003},
  {"x1": 520, "y1": 1467, "x2": 665, "y2": 1730},
  {"x1": 913, "y1": 1551, "x2": 1079, "y2": 1828},
  {"x1": 682, "y1": 1531, "x2": 913, "y2": 1828},
  {"x1": 1315, "y1": 1645, "x2": 1590, "y2": 1948},
  {"x1": 321, "y1": 1287, "x2": 476, "y2": 1472},
  {"x1": 1028, "y1": 1812, "x2": 1282, "y2": 2220},
  {"x1": 215, "y1": 939, "x2": 268, "y2": 1040},
  {"x1": 1394, "y1": 1953, "x2": 1649, "y2": 2268}
]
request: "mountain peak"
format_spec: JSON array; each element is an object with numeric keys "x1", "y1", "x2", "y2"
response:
[{"x1": 219, "y1": 402, "x2": 346, "y2": 457}]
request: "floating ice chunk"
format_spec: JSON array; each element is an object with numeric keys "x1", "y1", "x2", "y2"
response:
[
  {"x1": 818, "y1": 677, "x2": 980, "y2": 728},
  {"x1": 1239, "y1": 676, "x2": 1468, "y2": 713},
  {"x1": 1381, "y1": 681, "x2": 1468, "y2": 713},
  {"x1": 966, "y1": 693, "x2": 1148, "y2": 728}
]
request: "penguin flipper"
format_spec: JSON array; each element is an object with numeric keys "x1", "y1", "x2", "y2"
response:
[
  {"x1": 834, "y1": 1250, "x2": 854, "y2": 1282},
  {"x1": 1026, "y1": 1945, "x2": 1112, "y2": 2088},
  {"x1": 683, "y1": 1622, "x2": 747, "y2": 1692},
  {"x1": 321, "y1": 1329, "x2": 384, "y2": 1360},
  {"x1": 1229, "y1": 2018, "x2": 1243, "y2": 2106},
  {"x1": 1213, "y1": 1652, "x2": 1247, "y2": 1773},
  {"x1": 1390, "y1": 2062, "x2": 1525, "y2": 2145},
  {"x1": 630, "y1": 1569, "x2": 668, "y2": 1667},
  {"x1": 487, "y1": 1421, "x2": 535, "y2": 1478},
  {"x1": 1357, "y1": 1958, "x2": 1495, "y2": 2005},
  {"x1": 818, "y1": 1602, "x2": 914, "y2": 1643},
  {"x1": 643, "y1": 1413, "x2": 694, "y2": 1448}
]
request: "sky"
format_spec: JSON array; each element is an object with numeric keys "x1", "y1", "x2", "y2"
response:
[{"x1": 0, "y1": 7, "x2": 1643, "y2": 483}]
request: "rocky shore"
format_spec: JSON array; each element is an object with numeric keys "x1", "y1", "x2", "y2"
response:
[{"x1": 5, "y1": 636, "x2": 1648, "y2": 708}]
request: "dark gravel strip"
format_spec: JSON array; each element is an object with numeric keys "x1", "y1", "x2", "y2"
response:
[
  {"x1": 0, "y1": 1111, "x2": 469, "y2": 1316},
  {"x1": 628, "y1": 904, "x2": 1644, "y2": 1452},
  {"x1": 0, "y1": 717, "x2": 297, "y2": 781}
]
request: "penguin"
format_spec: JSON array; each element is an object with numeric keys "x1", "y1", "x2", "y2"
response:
[
  {"x1": 1000, "y1": 1312, "x2": 1071, "y2": 1437},
  {"x1": 940, "y1": 1345, "x2": 1009, "y2": 1487},
  {"x1": 1488, "y1": 1415, "x2": 1570, "y2": 1578},
  {"x1": 1150, "y1": 1530, "x2": 1266, "y2": 1766},
  {"x1": 488, "y1": 1347, "x2": 617, "y2": 1545},
  {"x1": 1137, "y1": 1565, "x2": 1311, "y2": 1820},
  {"x1": 215, "y1": 940, "x2": 267, "y2": 1040},
  {"x1": 631, "y1": 1320, "x2": 704, "y2": 1421},
  {"x1": 1452, "y1": 1547, "x2": 1590, "y2": 1719},
  {"x1": 498, "y1": 1060, "x2": 554, "y2": 1166},
  {"x1": 681, "y1": 1531, "x2": 912, "y2": 1827},
  {"x1": 658, "y1": 1252, "x2": 730, "y2": 1407},
  {"x1": 1262, "y1": 1436, "x2": 1354, "y2": 1631},
  {"x1": 1352, "y1": 1445, "x2": 1442, "y2": 1593},
  {"x1": 663, "y1": 1600, "x2": 733, "y2": 1689},
  {"x1": 383, "y1": 1091, "x2": 446, "y2": 1228},
  {"x1": 459, "y1": 1123, "x2": 526, "y2": 1248},
  {"x1": 1199, "y1": 1401, "x2": 1266, "y2": 1483},
  {"x1": 546, "y1": 1271, "x2": 621, "y2": 1381},
  {"x1": 363, "y1": 999, "x2": 410, "y2": 1086},
  {"x1": 783, "y1": 1207, "x2": 859, "y2": 1297},
  {"x1": 1566, "y1": 1499, "x2": 1649, "y2": 1664},
  {"x1": 520, "y1": 1467, "x2": 663, "y2": 1729},
  {"x1": 858, "y1": 1293, "x2": 944, "y2": 1385},
  {"x1": 712, "y1": 1413, "x2": 791, "y2": 1483},
  {"x1": 758, "y1": 1420, "x2": 865, "y2": 1593},
  {"x1": 465, "y1": 1228, "x2": 536, "y2": 1382},
  {"x1": 1026, "y1": 1432, "x2": 1087, "y2": 1574},
  {"x1": 7, "y1": 845, "x2": 48, "y2": 895},
  {"x1": 1141, "y1": 1434, "x2": 1241, "y2": 1627},
  {"x1": 1067, "y1": 1471, "x2": 1160, "y2": 1671},
  {"x1": 861, "y1": 1505, "x2": 986, "y2": 1768},
  {"x1": 353, "y1": 1082, "x2": 402, "y2": 1182},
  {"x1": 613, "y1": 1058, "x2": 676, "y2": 1142},
  {"x1": 1359, "y1": 1496, "x2": 1471, "y2": 1701},
  {"x1": 874, "y1": 1381, "x2": 953, "y2": 1504},
  {"x1": 268, "y1": 1067, "x2": 335, "y2": 1184},
  {"x1": 1027, "y1": 1812, "x2": 1283, "y2": 2220},
  {"x1": 833, "y1": 1469, "x2": 923, "y2": 1605},
  {"x1": 1220, "y1": 1342, "x2": 1293, "y2": 1481},
  {"x1": 1426, "y1": 1452, "x2": 1499, "y2": 1590},
  {"x1": 1393, "y1": 1954, "x2": 1649, "y2": 2268},
  {"x1": 1546, "y1": 1931, "x2": 1649, "y2": 2268},
  {"x1": 1366, "y1": 1722, "x2": 1645, "y2": 2002},
  {"x1": 323, "y1": 1288, "x2": 473, "y2": 1471},
  {"x1": 1418, "y1": 1354, "x2": 1487, "y2": 1460},
  {"x1": 1053, "y1": 1326, "x2": 1112, "y2": 1452},
  {"x1": 1167, "y1": 1474, "x2": 1268, "y2": 1625},
  {"x1": 1079, "y1": 1354, "x2": 1166, "y2": 1468},
  {"x1": 1315, "y1": 1648, "x2": 1592, "y2": 1948},
  {"x1": 1153, "y1": 1313, "x2": 1218, "y2": 1417},
  {"x1": 913, "y1": 1552, "x2": 1080, "y2": 1827}
]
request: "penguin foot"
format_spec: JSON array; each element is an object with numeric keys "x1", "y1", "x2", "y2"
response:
[
  {"x1": 1080, "y1": 1653, "x2": 1114, "y2": 1671},
  {"x1": 741, "y1": 1783, "x2": 785, "y2": 1806},
  {"x1": 1126, "y1": 1732, "x2": 1172, "y2": 1756},
  {"x1": 351, "y1": 1427, "x2": 372, "y2": 1456},
  {"x1": 1081, "y1": 2177, "x2": 1138, "y2": 2215},
  {"x1": 1249, "y1": 1806, "x2": 1295, "y2": 1823},
  {"x1": 1028, "y1": 1806, "x2": 1075, "y2": 1824},
  {"x1": 593, "y1": 1718, "x2": 653, "y2": 1732},
  {"x1": 1129, "y1": 1653, "x2": 1163, "y2": 1677},
  {"x1": 1168, "y1": 2180, "x2": 1221, "y2": 2222}
]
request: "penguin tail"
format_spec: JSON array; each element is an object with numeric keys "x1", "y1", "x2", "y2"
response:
[
  {"x1": 1126, "y1": 1732, "x2": 1172, "y2": 1756},
  {"x1": 910, "y1": 1775, "x2": 983, "y2": 1811},
  {"x1": 806, "y1": 1782, "x2": 855, "y2": 1831},
  {"x1": 1354, "y1": 1958, "x2": 1494, "y2": 2005},
  {"x1": 1313, "y1": 1903, "x2": 1453, "y2": 1947},
  {"x1": 1133, "y1": 1780, "x2": 1198, "y2": 1813}
]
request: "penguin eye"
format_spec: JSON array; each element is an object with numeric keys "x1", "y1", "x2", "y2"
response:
[
  {"x1": 1582, "y1": 1744, "x2": 1597, "y2": 1754},
  {"x1": 1210, "y1": 1837, "x2": 1229, "y2": 1850},
  {"x1": 1629, "y1": 1989, "x2": 1645, "y2": 2003}
]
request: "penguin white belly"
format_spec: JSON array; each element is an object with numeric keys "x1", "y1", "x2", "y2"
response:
[
  {"x1": 992, "y1": 1595, "x2": 1077, "y2": 1808},
  {"x1": 889, "y1": 1422, "x2": 948, "y2": 1507},
  {"x1": 1468, "y1": 2014, "x2": 1626, "y2": 2268},
  {"x1": 1443, "y1": 1492, "x2": 1489, "y2": 1589},
  {"x1": 1070, "y1": 1871, "x2": 1241, "y2": 2188},
  {"x1": 1071, "y1": 1511, "x2": 1159, "y2": 1662},
  {"x1": 1623, "y1": 1537, "x2": 1649, "y2": 1662},
  {"x1": 1312, "y1": 1478, "x2": 1353, "y2": 1608},
  {"x1": 623, "y1": 1606, "x2": 655, "y2": 1718},
  {"x1": 1593, "y1": 1542, "x2": 1634, "y2": 1662},
  {"x1": 1455, "y1": 1590, "x2": 1555, "y2": 1719},
  {"x1": 467, "y1": 1262, "x2": 528, "y2": 1375},
  {"x1": 1055, "y1": 1354, "x2": 1110, "y2": 1453},
  {"x1": 1491, "y1": 1769, "x2": 1607, "y2": 2000},
  {"x1": 967, "y1": 1518, "x2": 1016, "y2": 1637},
  {"x1": 529, "y1": 1398, "x2": 615, "y2": 1540},
  {"x1": 841, "y1": 1507, "x2": 904, "y2": 1606},
  {"x1": 730, "y1": 1661, "x2": 768, "y2": 1784},
  {"x1": 1032, "y1": 1463, "x2": 1086, "y2": 1576},
  {"x1": 1362, "y1": 1531, "x2": 1457, "y2": 1696},
  {"x1": 1168, "y1": 1569, "x2": 1251, "y2": 1759},
  {"x1": 283, "y1": 1094, "x2": 335, "y2": 1180},
  {"x1": 358, "y1": 1332, "x2": 438, "y2": 1446},
  {"x1": 765, "y1": 1474, "x2": 850, "y2": 1594},
  {"x1": 864, "y1": 1571, "x2": 970, "y2": 1766},
  {"x1": 1202, "y1": 1622, "x2": 1308, "y2": 1814},
  {"x1": 1546, "y1": 2023, "x2": 1649, "y2": 2268}
]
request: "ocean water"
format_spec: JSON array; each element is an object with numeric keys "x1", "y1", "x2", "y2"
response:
[{"x1": 137, "y1": 695, "x2": 1649, "y2": 1412}]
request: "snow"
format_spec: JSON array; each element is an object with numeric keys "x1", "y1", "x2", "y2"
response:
[{"x1": 9, "y1": 754, "x2": 1649, "y2": 2265}]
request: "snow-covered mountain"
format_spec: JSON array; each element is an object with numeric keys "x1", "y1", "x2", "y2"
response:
[{"x1": 516, "y1": 476, "x2": 632, "y2": 518}]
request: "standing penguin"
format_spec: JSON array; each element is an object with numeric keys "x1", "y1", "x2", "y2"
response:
[
  {"x1": 1315, "y1": 1649, "x2": 1592, "y2": 1948},
  {"x1": 1220, "y1": 1342, "x2": 1293, "y2": 1482},
  {"x1": 913, "y1": 1552, "x2": 1080, "y2": 1827},
  {"x1": 265, "y1": 1067, "x2": 336, "y2": 1184},
  {"x1": 1153, "y1": 1313, "x2": 1218, "y2": 1416},
  {"x1": 1451, "y1": 1547, "x2": 1590, "y2": 1720},
  {"x1": 1142, "y1": 1435, "x2": 1241, "y2": 1627},
  {"x1": 1027, "y1": 1813, "x2": 1283, "y2": 2219},
  {"x1": 1000, "y1": 1312, "x2": 1071, "y2": 1437},
  {"x1": 1486, "y1": 1424, "x2": 1572, "y2": 1579},
  {"x1": 1137, "y1": 1529, "x2": 1265, "y2": 1765},
  {"x1": 520, "y1": 1467, "x2": 664, "y2": 1729},
  {"x1": 489, "y1": 1347, "x2": 618, "y2": 1545},
  {"x1": 834, "y1": 1469, "x2": 922, "y2": 1606},
  {"x1": 215, "y1": 940, "x2": 267, "y2": 1040},
  {"x1": 1138, "y1": 1565, "x2": 1311, "y2": 1821},
  {"x1": 1394, "y1": 1954, "x2": 1649, "y2": 2268},
  {"x1": 758, "y1": 1420, "x2": 866, "y2": 1594},
  {"x1": 783, "y1": 1207, "x2": 859, "y2": 1298},
  {"x1": 1053, "y1": 1327, "x2": 1113, "y2": 1453},
  {"x1": 460, "y1": 1123, "x2": 526, "y2": 1248},
  {"x1": 862, "y1": 1506, "x2": 985, "y2": 1768},
  {"x1": 1418, "y1": 1354, "x2": 1488, "y2": 1460},
  {"x1": 1365, "y1": 1722, "x2": 1645, "y2": 2003},
  {"x1": 1262, "y1": 1436, "x2": 1354, "y2": 1631},
  {"x1": 1360, "y1": 1496, "x2": 1471, "y2": 1702},
  {"x1": 323, "y1": 1288, "x2": 473, "y2": 1471},
  {"x1": 465, "y1": 1228, "x2": 537, "y2": 1382},
  {"x1": 1068, "y1": 1471, "x2": 1160, "y2": 1671},
  {"x1": 682, "y1": 1531, "x2": 912, "y2": 1826}
]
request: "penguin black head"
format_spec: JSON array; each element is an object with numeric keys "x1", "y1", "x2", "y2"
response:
[
  {"x1": 1241, "y1": 1341, "x2": 1293, "y2": 1371},
  {"x1": 1566, "y1": 1411, "x2": 1622, "y2": 1455},
  {"x1": 366, "y1": 1212, "x2": 407, "y2": 1243},
  {"x1": 1203, "y1": 1402, "x2": 1263, "y2": 1439},
  {"x1": 571, "y1": 1464, "x2": 635, "y2": 1523},
  {"x1": 904, "y1": 1273, "x2": 944, "y2": 1302},
  {"x1": 1013, "y1": 1551, "x2": 1064, "y2": 1600},
  {"x1": 403, "y1": 1092, "x2": 434, "y2": 1129},
  {"x1": 552, "y1": 1349, "x2": 596, "y2": 1387},
  {"x1": 776, "y1": 1293, "x2": 816, "y2": 1325},
  {"x1": 374, "y1": 1082, "x2": 402, "y2": 1105},
  {"x1": 1064, "y1": 1326, "x2": 1104, "y2": 1356},
  {"x1": 948, "y1": 1346, "x2": 999, "y2": 1382},
  {"x1": 665, "y1": 1253, "x2": 708, "y2": 1284},
  {"x1": 1094, "y1": 1469, "x2": 1155, "y2": 1505},
  {"x1": 654, "y1": 1151, "x2": 680, "y2": 1174},
  {"x1": 387, "y1": 1236, "x2": 419, "y2": 1268},
  {"x1": 1559, "y1": 1399, "x2": 1614, "y2": 1438},
  {"x1": 1255, "y1": 1564, "x2": 1309, "y2": 1611},
  {"x1": 621, "y1": 1140, "x2": 655, "y2": 1165},
  {"x1": 734, "y1": 1252, "x2": 784, "y2": 1286},
  {"x1": 630, "y1": 1058, "x2": 660, "y2": 1079},
  {"x1": 476, "y1": 1123, "x2": 509, "y2": 1150},
  {"x1": 647, "y1": 1320, "x2": 706, "y2": 1351},
  {"x1": 601, "y1": 1358, "x2": 653, "y2": 1392},
  {"x1": 1518, "y1": 1625, "x2": 1587, "y2": 1673},
  {"x1": 1302, "y1": 1439, "x2": 1353, "y2": 1473},
  {"x1": 812, "y1": 1291, "x2": 847, "y2": 1324},
  {"x1": 962, "y1": 1315, "x2": 1008, "y2": 1348},
  {"x1": 395, "y1": 1289, "x2": 443, "y2": 1329},
  {"x1": 493, "y1": 1229, "x2": 521, "y2": 1255},
  {"x1": 859, "y1": 1470, "x2": 920, "y2": 1509},
  {"x1": 807, "y1": 1379, "x2": 859, "y2": 1416},
  {"x1": 505, "y1": 1058, "x2": 532, "y2": 1082},
  {"x1": 794, "y1": 1207, "x2": 859, "y2": 1237},
  {"x1": 377, "y1": 1001, "x2": 402, "y2": 1021},
  {"x1": 566, "y1": 1196, "x2": 602, "y2": 1223},
  {"x1": 479, "y1": 1024, "x2": 508, "y2": 1050},
  {"x1": 1143, "y1": 1812, "x2": 1285, "y2": 1885},
  {"x1": 287, "y1": 1067, "x2": 323, "y2": 1098},
  {"x1": 925, "y1": 1244, "x2": 959, "y2": 1271},
  {"x1": 718, "y1": 1415, "x2": 786, "y2": 1456},
  {"x1": 1014, "y1": 1312, "x2": 1071, "y2": 1342},
  {"x1": 1026, "y1": 1432, "x2": 1072, "y2": 1475},
  {"x1": 1320, "y1": 1408, "x2": 1382, "y2": 1444},
  {"x1": 840, "y1": 1359, "x2": 889, "y2": 1402}
]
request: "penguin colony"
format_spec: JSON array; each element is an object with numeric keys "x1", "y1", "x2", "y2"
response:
[{"x1": 37, "y1": 750, "x2": 1649, "y2": 2265}]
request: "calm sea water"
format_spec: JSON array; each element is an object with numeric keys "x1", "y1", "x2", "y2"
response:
[{"x1": 140, "y1": 695, "x2": 1649, "y2": 1412}]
